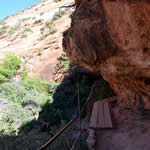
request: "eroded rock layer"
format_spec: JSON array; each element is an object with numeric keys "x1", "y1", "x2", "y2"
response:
[{"x1": 63, "y1": 0, "x2": 150, "y2": 110}]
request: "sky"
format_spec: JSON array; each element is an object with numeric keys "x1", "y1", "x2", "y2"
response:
[{"x1": 0, "y1": 0, "x2": 42, "y2": 19}]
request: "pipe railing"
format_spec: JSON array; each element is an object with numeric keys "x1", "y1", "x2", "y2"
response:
[{"x1": 38, "y1": 83, "x2": 97, "y2": 150}]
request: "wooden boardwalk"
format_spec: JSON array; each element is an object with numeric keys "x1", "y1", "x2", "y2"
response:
[
  {"x1": 87, "y1": 99, "x2": 114, "y2": 150},
  {"x1": 89, "y1": 101, "x2": 113, "y2": 128}
]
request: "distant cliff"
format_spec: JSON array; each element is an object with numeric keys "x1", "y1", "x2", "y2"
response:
[{"x1": 0, "y1": 0, "x2": 74, "y2": 80}]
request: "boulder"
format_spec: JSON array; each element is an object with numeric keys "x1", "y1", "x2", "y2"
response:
[{"x1": 63, "y1": 0, "x2": 150, "y2": 111}]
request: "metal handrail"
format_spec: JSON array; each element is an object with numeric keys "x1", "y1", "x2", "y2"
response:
[
  {"x1": 70, "y1": 127, "x2": 85, "y2": 150},
  {"x1": 38, "y1": 83, "x2": 97, "y2": 150}
]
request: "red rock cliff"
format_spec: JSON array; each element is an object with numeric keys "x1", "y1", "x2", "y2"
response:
[{"x1": 63, "y1": 0, "x2": 150, "y2": 111}]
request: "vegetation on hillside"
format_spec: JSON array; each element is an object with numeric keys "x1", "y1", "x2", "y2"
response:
[
  {"x1": 8, "y1": 26, "x2": 19, "y2": 34},
  {"x1": 24, "y1": 28, "x2": 33, "y2": 33},
  {"x1": 0, "y1": 54, "x2": 21, "y2": 83},
  {"x1": 0, "y1": 53, "x2": 114, "y2": 150}
]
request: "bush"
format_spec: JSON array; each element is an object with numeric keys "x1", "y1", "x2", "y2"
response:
[
  {"x1": 59, "y1": 53, "x2": 71, "y2": 73},
  {"x1": 0, "y1": 66, "x2": 16, "y2": 78},
  {"x1": 21, "y1": 67, "x2": 28, "y2": 80},
  {"x1": 8, "y1": 26, "x2": 19, "y2": 34},
  {"x1": 45, "y1": 21, "x2": 53, "y2": 29},
  {"x1": 40, "y1": 12, "x2": 44, "y2": 16},
  {"x1": 2, "y1": 54, "x2": 21, "y2": 70},
  {"x1": 0, "y1": 28, "x2": 7, "y2": 34},
  {"x1": 52, "y1": 10, "x2": 66, "y2": 22},
  {"x1": 24, "y1": 28, "x2": 32, "y2": 33},
  {"x1": 0, "y1": 54, "x2": 21, "y2": 83},
  {"x1": 0, "y1": 76, "x2": 51, "y2": 135},
  {"x1": 1, "y1": 25, "x2": 9, "y2": 30},
  {"x1": 38, "y1": 36, "x2": 44, "y2": 41},
  {"x1": 22, "y1": 17, "x2": 31, "y2": 22},
  {"x1": 0, "y1": 74, "x2": 8, "y2": 83},
  {"x1": 22, "y1": 77, "x2": 49, "y2": 94}
]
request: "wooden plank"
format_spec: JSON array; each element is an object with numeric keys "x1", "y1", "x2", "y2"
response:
[
  {"x1": 97, "y1": 101, "x2": 105, "y2": 128},
  {"x1": 103, "y1": 102, "x2": 113, "y2": 128},
  {"x1": 89, "y1": 101, "x2": 99, "y2": 128},
  {"x1": 89, "y1": 100, "x2": 113, "y2": 129}
]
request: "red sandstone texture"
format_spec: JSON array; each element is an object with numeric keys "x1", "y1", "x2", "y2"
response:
[{"x1": 63, "y1": 0, "x2": 150, "y2": 110}]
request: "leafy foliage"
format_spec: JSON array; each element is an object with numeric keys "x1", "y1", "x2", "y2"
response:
[
  {"x1": 1, "y1": 25, "x2": 9, "y2": 30},
  {"x1": 38, "y1": 36, "x2": 44, "y2": 41},
  {"x1": 40, "y1": 12, "x2": 44, "y2": 16},
  {"x1": 0, "y1": 51, "x2": 114, "y2": 150},
  {"x1": 52, "y1": 10, "x2": 66, "y2": 22},
  {"x1": 59, "y1": 53, "x2": 71, "y2": 73},
  {"x1": 0, "y1": 28, "x2": 7, "y2": 34},
  {"x1": 22, "y1": 77, "x2": 49, "y2": 94},
  {"x1": 8, "y1": 26, "x2": 19, "y2": 34},
  {"x1": 22, "y1": 17, "x2": 31, "y2": 22},
  {"x1": 24, "y1": 28, "x2": 33, "y2": 32},
  {"x1": 21, "y1": 67, "x2": 28, "y2": 80},
  {"x1": 1, "y1": 54, "x2": 21, "y2": 71},
  {"x1": 0, "y1": 74, "x2": 8, "y2": 83},
  {"x1": 0, "y1": 77, "x2": 51, "y2": 135},
  {"x1": 0, "y1": 54, "x2": 21, "y2": 83}
]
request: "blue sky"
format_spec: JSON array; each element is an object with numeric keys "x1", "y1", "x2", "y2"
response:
[{"x1": 0, "y1": 0, "x2": 42, "y2": 19}]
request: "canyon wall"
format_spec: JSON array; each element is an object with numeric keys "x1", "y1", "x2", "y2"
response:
[{"x1": 63, "y1": 0, "x2": 150, "y2": 110}]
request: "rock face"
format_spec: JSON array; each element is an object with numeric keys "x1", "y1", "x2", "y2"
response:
[
  {"x1": 63, "y1": 0, "x2": 150, "y2": 110},
  {"x1": 0, "y1": 0, "x2": 74, "y2": 80}
]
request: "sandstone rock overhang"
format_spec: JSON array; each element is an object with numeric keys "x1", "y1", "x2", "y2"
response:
[{"x1": 63, "y1": 0, "x2": 150, "y2": 111}]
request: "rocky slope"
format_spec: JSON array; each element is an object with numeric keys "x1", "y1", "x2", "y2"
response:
[
  {"x1": 63, "y1": 0, "x2": 150, "y2": 111},
  {"x1": 0, "y1": 0, "x2": 74, "y2": 80}
]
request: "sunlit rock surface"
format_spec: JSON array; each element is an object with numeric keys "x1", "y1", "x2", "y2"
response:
[{"x1": 63, "y1": 0, "x2": 150, "y2": 110}]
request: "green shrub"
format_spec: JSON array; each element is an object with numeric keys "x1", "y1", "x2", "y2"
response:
[
  {"x1": 0, "y1": 28, "x2": 7, "y2": 34},
  {"x1": 22, "y1": 17, "x2": 31, "y2": 22},
  {"x1": 0, "y1": 20, "x2": 5, "y2": 25},
  {"x1": 22, "y1": 77, "x2": 49, "y2": 94},
  {"x1": 0, "y1": 66, "x2": 16, "y2": 78},
  {"x1": 0, "y1": 54, "x2": 21, "y2": 83},
  {"x1": 0, "y1": 78, "x2": 51, "y2": 135},
  {"x1": 21, "y1": 67, "x2": 28, "y2": 80},
  {"x1": 59, "y1": 53, "x2": 71, "y2": 73},
  {"x1": 40, "y1": 12, "x2": 44, "y2": 16},
  {"x1": 0, "y1": 115, "x2": 16, "y2": 135},
  {"x1": 38, "y1": 36, "x2": 44, "y2": 41},
  {"x1": 8, "y1": 26, "x2": 19, "y2": 34},
  {"x1": 24, "y1": 28, "x2": 33, "y2": 33},
  {"x1": 45, "y1": 21, "x2": 53, "y2": 29},
  {"x1": 21, "y1": 34, "x2": 27, "y2": 38},
  {"x1": 1, "y1": 25, "x2": 9, "y2": 30},
  {"x1": 52, "y1": 10, "x2": 66, "y2": 22},
  {"x1": 1, "y1": 54, "x2": 21, "y2": 71},
  {"x1": 0, "y1": 81, "x2": 49, "y2": 105},
  {"x1": 0, "y1": 74, "x2": 8, "y2": 83}
]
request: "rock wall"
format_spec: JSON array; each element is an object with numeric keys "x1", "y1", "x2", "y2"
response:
[{"x1": 63, "y1": 0, "x2": 150, "y2": 111}]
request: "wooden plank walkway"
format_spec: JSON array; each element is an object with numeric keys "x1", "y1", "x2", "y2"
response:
[
  {"x1": 89, "y1": 100, "x2": 113, "y2": 128},
  {"x1": 87, "y1": 100, "x2": 114, "y2": 150}
]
